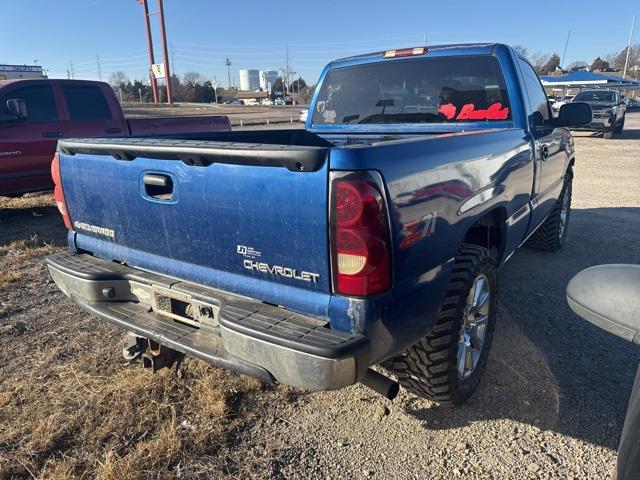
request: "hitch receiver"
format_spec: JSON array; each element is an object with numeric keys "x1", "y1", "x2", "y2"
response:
[{"x1": 139, "y1": 339, "x2": 184, "y2": 373}]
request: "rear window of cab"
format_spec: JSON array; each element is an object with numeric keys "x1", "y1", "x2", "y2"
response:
[{"x1": 312, "y1": 56, "x2": 511, "y2": 126}]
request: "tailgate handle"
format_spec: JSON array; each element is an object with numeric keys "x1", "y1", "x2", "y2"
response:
[
  {"x1": 143, "y1": 173, "x2": 174, "y2": 201},
  {"x1": 143, "y1": 174, "x2": 169, "y2": 187}
]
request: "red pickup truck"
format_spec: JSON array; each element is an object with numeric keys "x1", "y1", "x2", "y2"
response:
[{"x1": 0, "y1": 79, "x2": 230, "y2": 196}]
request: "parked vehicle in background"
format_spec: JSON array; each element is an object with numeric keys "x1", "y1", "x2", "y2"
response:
[
  {"x1": 626, "y1": 98, "x2": 640, "y2": 111},
  {"x1": 261, "y1": 99, "x2": 274, "y2": 106},
  {"x1": 0, "y1": 79, "x2": 230, "y2": 197},
  {"x1": 299, "y1": 109, "x2": 308, "y2": 123},
  {"x1": 245, "y1": 99, "x2": 260, "y2": 106},
  {"x1": 230, "y1": 99, "x2": 245, "y2": 105},
  {"x1": 47, "y1": 44, "x2": 591, "y2": 405},
  {"x1": 273, "y1": 97, "x2": 285, "y2": 106},
  {"x1": 571, "y1": 89, "x2": 626, "y2": 137}
]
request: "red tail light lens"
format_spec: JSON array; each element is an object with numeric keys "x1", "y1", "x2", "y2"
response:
[
  {"x1": 51, "y1": 153, "x2": 72, "y2": 229},
  {"x1": 330, "y1": 172, "x2": 391, "y2": 296}
]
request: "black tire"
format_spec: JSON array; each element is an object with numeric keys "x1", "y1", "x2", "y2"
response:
[
  {"x1": 385, "y1": 245, "x2": 498, "y2": 406},
  {"x1": 615, "y1": 114, "x2": 626, "y2": 134},
  {"x1": 526, "y1": 172, "x2": 572, "y2": 251}
]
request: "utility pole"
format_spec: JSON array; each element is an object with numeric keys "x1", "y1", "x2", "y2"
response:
[
  {"x1": 225, "y1": 58, "x2": 232, "y2": 88},
  {"x1": 623, "y1": 16, "x2": 636, "y2": 79},
  {"x1": 285, "y1": 45, "x2": 290, "y2": 97},
  {"x1": 140, "y1": 0, "x2": 159, "y2": 103},
  {"x1": 96, "y1": 55, "x2": 102, "y2": 81},
  {"x1": 157, "y1": 0, "x2": 173, "y2": 104},
  {"x1": 69, "y1": 60, "x2": 75, "y2": 79},
  {"x1": 561, "y1": 30, "x2": 571, "y2": 69}
]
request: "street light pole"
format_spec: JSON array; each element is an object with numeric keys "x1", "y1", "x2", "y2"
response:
[
  {"x1": 157, "y1": 0, "x2": 173, "y2": 104},
  {"x1": 623, "y1": 16, "x2": 636, "y2": 79}
]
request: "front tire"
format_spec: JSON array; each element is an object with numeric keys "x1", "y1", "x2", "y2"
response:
[
  {"x1": 527, "y1": 172, "x2": 572, "y2": 251},
  {"x1": 386, "y1": 245, "x2": 498, "y2": 406},
  {"x1": 615, "y1": 114, "x2": 626, "y2": 134}
]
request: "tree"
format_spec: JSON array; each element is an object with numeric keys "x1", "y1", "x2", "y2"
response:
[
  {"x1": 109, "y1": 71, "x2": 130, "y2": 88},
  {"x1": 567, "y1": 61, "x2": 588, "y2": 71},
  {"x1": 612, "y1": 45, "x2": 640, "y2": 72},
  {"x1": 513, "y1": 45, "x2": 529, "y2": 60},
  {"x1": 530, "y1": 52, "x2": 551, "y2": 74},
  {"x1": 541, "y1": 53, "x2": 561, "y2": 74},
  {"x1": 591, "y1": 57, "x2": 610, "y2": 71}
]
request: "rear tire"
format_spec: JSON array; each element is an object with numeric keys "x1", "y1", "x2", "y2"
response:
[
  {"x1": 385, "y1": 245, "x2": 498, "y2": 406},
  {"x1": 526, "y1": 172, "x2": 572, "y2": 251}
]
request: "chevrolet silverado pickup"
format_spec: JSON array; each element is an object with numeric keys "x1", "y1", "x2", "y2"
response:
[
  {"x1": 0, "y1": 79, "x2": 230, "y2": 196},
  {"x1": 47, "y1": 44, "x2": 591, "y2": 404},
  {"x1": 570, "y1": 89, "x2": 626, "y2": 138}
]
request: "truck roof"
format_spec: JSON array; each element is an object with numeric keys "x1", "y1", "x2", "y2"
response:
[
  {"x1": 0, "y1": 78, "x2": 110, "y2": 89},
  {"x1": 331, "y1": 43, "x2": 503, "y2": 66}
]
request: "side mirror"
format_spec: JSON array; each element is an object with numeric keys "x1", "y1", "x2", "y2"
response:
[
  {"x1": 556, "y1": 102, "x2": 592, "y2": 127},
  {"x1": 7, "y1": 99, "x2": 28, "y2": 120},
  {"x1": 566, "y1": 264, "x2": 640, "y2": 343}
]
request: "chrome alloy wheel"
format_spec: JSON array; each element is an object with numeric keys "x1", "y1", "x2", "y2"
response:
[
  {"x1": 559, "y1": 190, "x2": 570, "y2": 239},
  {"x1": 457, "y1": 274, "x2": 490, "y2": 379}
]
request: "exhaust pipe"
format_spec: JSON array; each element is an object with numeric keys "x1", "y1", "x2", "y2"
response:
[{"x1": 360, "y1": 368, "x2": 400, "y2": 400}]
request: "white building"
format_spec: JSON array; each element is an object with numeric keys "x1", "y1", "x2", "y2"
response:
[
  {"x1": 239, "y1": 69, "x2": 260, "y2": 91},
  {"x1": 259, "y1": 70, "x2": 279, "y2": 93},
  {"x1": 0, "y1": 64, "x2": 46, "y2": 80}
]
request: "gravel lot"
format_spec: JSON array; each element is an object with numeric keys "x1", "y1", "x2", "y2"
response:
[{"x1": 1, "y1": 113, "x2": 639, "y2": 479}]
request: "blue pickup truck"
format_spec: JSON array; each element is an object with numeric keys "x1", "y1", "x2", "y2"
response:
[{"x1": 47, "y1": 44, "x2": 591, "y2": 405}]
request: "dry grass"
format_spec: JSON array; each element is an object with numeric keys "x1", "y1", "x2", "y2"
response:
[
  {"x1": 0, "y1": 336, "x2": 264, "y2": 479},
  {"x1": 0, "y1": 193, "x2": 55, "y2": 210},
  {"x1": 0, "y1": 235, "x2": 59, "y2": 287},
  {"x1": 0, "y1": 193, "x2": 280, "y2": 479}
]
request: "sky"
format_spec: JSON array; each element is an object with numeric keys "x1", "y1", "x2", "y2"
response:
[{"x1": 2, "y1": 0, "x2": 638, "y2": 86}]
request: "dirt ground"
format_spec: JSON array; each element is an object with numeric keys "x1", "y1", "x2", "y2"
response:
[{"x1": 1, "y1": 115, "x2": 639, "y2": 479}]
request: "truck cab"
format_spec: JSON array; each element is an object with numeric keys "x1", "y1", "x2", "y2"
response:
[{"x1": 0, "y1": 79, "x2": 230, "y2": 196}]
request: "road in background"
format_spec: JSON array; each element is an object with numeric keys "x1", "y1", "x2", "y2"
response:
[{"x1": 123, "y1": 102, "x2": 306, "y2": 128}]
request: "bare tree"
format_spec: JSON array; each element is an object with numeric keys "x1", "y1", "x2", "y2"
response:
[
  {"x1": 513, "y1": 45, "x2": 529, "y2": 60},
  {"x1": 612, "y1": 45, "x2": 640, "y2": 71},
  {"x1": 530, "y1": 52, "x2": 551, "y2": 73},
  {"x1": 109, "y1": 71, "x2": 130, "y2": 88}
]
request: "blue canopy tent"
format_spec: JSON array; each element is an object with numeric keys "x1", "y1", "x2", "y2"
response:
[{"x1": 540, "y1": 71, "x2": 640, "y2": 90}]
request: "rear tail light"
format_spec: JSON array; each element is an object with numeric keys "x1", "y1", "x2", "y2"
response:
[
  {"x1": 330, "y1": 172, "x2": 392, "y2": 296},
  {"x1": 51, "y1": 152, "x2": 72, "y2": 229}
]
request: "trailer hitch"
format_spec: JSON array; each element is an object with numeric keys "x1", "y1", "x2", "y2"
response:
[{"x1": 123, "y1": 334, "x2": 184, "y2": 373}]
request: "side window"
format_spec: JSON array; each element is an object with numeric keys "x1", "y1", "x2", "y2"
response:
[
  {"x1": 61, "y1": 85, "x2": 113, "y2": 121},
  {"x1": 1, "y1": 85, "x2": 59, "y2": 123},
  {"x1": 518, "y1": 59, "x2": 550, "y2": 123}
]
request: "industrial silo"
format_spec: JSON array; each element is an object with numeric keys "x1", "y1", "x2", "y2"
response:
[{"x1": 239, "y1": 69, "x2": 260, "y2": 91}]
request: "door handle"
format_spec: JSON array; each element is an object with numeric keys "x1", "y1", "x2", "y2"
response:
[
  {"x1": 105, "y1": 127, "x2": 122, "y2": 134},
  {"x1": 540, "y1": 144, "x2": 550, "y2": 161},
  {"x1": 42, "y1": 131, "x2": 64, "y2": 138}
]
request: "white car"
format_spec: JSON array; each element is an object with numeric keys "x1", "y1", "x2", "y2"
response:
[
  {"x1": 245, "y1": 99, "x2": 260, "y2": 106},
  {"x1": 261, "y1": 99, "x2": 274, "y2": 106},
  {"x1": 299, "y1": 109, "x2": 308, "y2": 123}
]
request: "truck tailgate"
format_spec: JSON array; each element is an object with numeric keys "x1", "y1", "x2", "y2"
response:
[{"x1": 57, "y1": 137, "x2": 332, "y2": 316}]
